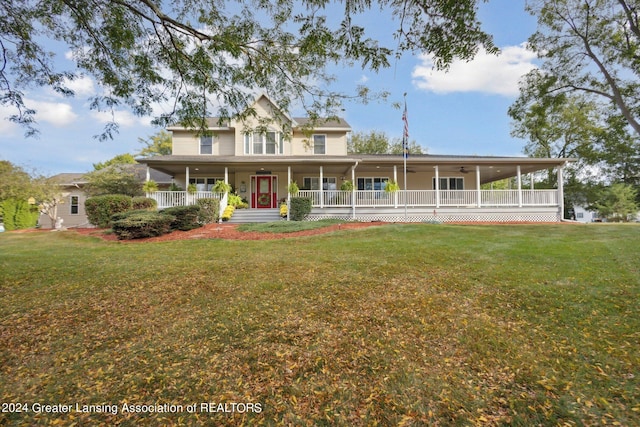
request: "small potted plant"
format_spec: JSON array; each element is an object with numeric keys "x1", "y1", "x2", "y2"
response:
[
  {"x1": 340, "y1": 180, "x2": 354, "y2": 191},
  {"x1": 187, "y1": 183, "x2": 197, "y2": 194},
  {"x1": 213, "y1": 180, "x2": 232, "y2": 194},
  {"x1": 288, "y1": 181, "x2": 299, "y2": 196},
  {"x1": 384, "y1": 180, "x2": 400, "y2": 193},
  {"x1": 142, "y1": 180, "x2": 158, "y2": 194}
]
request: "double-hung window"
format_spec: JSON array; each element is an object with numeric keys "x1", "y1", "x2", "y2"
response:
[
  {"x1": 200, "y1": 136, "x2": 213, "y2": 154},
  {"x1": 244, "y1": 131, "x2": 283, "y2": 155},
  {"x1": 313, "y1": 134, "x2": 326, "y2": 154},
  {"x1": 70, "y1": 196, "x2": 79, "y2": 214}
]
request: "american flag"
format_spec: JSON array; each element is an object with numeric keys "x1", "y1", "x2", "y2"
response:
[{"x1": 402, "y1": 100, "x2": 409, "y2": 159}]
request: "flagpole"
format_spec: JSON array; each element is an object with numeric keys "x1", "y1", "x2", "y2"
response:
[{"x1": 403, "y1": 93, "x2": 408, "y2": 222}]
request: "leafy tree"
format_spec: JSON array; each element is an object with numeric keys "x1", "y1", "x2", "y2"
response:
[
  {"x1": 348, "y1": 131, "x2": 390, "y2": 154},
  {"x1": 32, "y1": 176, "x2": 67, "y2": 229},
  {"x1": 93, "y1": 153, "x2": 137, "y2": 170},
  {"x1": 523, "y1": 0, "x2": 640, "y2": 137},
  {"x1": 0, "y1": 161, "x2": 36, "y2": 230},
  {"x1": 508, "y1": 89, "x2": 602, "y2": 185},
  {"x1": 137, "y1": 130, "x2": 172, "y2": 157},
  {"x1": 83, "y1": 166, "x2": 143, "y2": 197},
  {"x1": 1, "y1": 0, "x2": 494, "y2": 138},
  {"x1": 594, "y1": 183, "x2": 639, "y2": 222},
  {"x1": 0, "y1": 160, "x2": 32, "y2": 201},
  {"x1": 348, "y1": 131, "x2": 425, "y2": 154},
  {"x1": 389, "y1": 138, "x2": 425, "y2": 155}
]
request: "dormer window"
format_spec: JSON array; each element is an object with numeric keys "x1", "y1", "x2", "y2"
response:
[{"x1": 244, "y1": 131, "x2": 283, "y2": 155}]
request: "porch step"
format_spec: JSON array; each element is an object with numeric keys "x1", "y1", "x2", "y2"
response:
[{"x1": 228, "y1": 208, "x2": 282, "y2": 223}]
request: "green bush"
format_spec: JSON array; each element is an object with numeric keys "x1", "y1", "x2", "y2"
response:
[
  {"x1": 111, "y1": 209, "x2": 154, "y2": 223},
  {"x1": 289, "y1": 197, "x2": 312, "y2": 221},
  {"x1": 161, "y1": 205, "x2": 202, "y2": 231},
  {"x1": 85, "y1": 194, "x2": 133, "y2": 228},
  {"x1": 196, "y1": 198, "x2": 220, "y2": 224},
  {"x1": 132, "y1": 197, "x2": 157, "y2": 211},
  {"x1": 112, "y1": 211, "x2": 175, "y2": 240},
  {"x1": 0, "y1": 199, "x2": 39, "y2": 230}
]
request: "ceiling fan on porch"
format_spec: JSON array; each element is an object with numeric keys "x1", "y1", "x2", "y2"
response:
[{"x1": 459, "y1": 166, "x2": 471, "y2": 174}]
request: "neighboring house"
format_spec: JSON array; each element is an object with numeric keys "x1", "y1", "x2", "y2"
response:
[
  {"x1": 571, "y1": 205, "x2": 600, "y2": 223},
  {"x1": 138, "y1": 94, "x2": 574, "y2": 223},
  {"x1": 38, "y1": 165, "x2": 173, "y2": 229}
]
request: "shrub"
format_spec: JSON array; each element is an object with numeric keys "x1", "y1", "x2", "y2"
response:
[
  {"x1": 110, "y1": 209, "x2": 154, "y2": 223},
  {"x1": 161, "y1": 205, "x2": 202, "y2": 231},
  {"x1": 196, "y1": 198, "x2": 220, "y2": 224},
  {"x1": 289, "y1": 197, "x2": 312, "y2": 221},
  {"x1": 85, "y1": 194, "x2": 133, "y2": 228},
  {"x1": 132, "y1": 197, "x2": 157, "y2": 211},
  {"x1": 112, "y1": 211, "x2": 175, "y2": 240}
]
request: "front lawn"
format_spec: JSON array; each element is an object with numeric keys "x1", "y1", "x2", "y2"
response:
[{"x1": 0, "y1": 224, "x2": 638, "y2": 425}]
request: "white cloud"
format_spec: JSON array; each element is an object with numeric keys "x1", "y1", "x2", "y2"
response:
[
  {"x1": 28, "y1": 99, "x2": 78, "y2": 127},
  {"x1": 90, "y1": 109, "x2": 151, "y2": 128},
  {"x1": 411, "y1": 43, "x2": 538, "y2": 97},
  {"x1": 64, "y1": 75, "x2": 96, "y2": 97},
  {"x1": 357, "y1": 75, "x2": 369, "y2": 84}
]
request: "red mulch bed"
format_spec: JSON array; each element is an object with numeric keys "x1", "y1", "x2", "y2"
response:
[{"x1": 71, "y1": 222, "x2": 387, "y2": 242}]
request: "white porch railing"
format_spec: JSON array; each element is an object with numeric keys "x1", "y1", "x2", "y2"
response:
[
  {"x1": 151, "y1": 191, "x2": 222, "y2": 209},
  {"x1": 151, "y1": 189, "x2": 558, "y2": 209},
  {"x1": 298, "y1": 189, "x2": 558, "y2": 208}
]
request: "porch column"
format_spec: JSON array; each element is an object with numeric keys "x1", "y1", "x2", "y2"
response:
[
  {"x1": 352, "y1": 162, "x2": 357, "y2": 219},
  {"x1": 434, "y1": 165, "x2": 440, "y2": 208},
  {"x1": 319, "y1": 165, "x2": 324, "y2": 209},
  {"x1": 224, "y1": 167, "x2": 228, "y2": 185},
  {"x1": 530, "y1": 172, "x2": 535, "y2": 203},
  {"x1": 476, "y1": 165, "x2": 481, "y2": 208},
  {"x1": 146, "y1": 166, "x2": 150, "y2": 182},
  {"x1": 287, "y1": 166, "x2": 291, "y2": 221},
  {"x1": 185, "y1": 166, "x2": 190, "y2": 188},
  {"x1": 393, "y1": 165, "x2": 398, "y2": 208},
  {"x1": 558, "y1": 163, "x2": 565, "y2": 220},
  {"x1": 517, "y1": 165, "x2": 523, "y2": 207}
]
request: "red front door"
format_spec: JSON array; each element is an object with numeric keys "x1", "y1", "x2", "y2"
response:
[{"x1": 255, "y1": 176, "x2": 273, "y2": 208}]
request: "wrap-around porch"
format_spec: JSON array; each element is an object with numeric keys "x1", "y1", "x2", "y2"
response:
[{"x1": 140, "y1": 154, "x2": 571, "y2": 223}]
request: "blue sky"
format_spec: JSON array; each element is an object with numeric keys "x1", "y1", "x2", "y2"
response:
[{"x1": 0, "y1": 0, "x2": 538, "y2": 175}]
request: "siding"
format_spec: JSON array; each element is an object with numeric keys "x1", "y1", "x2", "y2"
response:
[{"x1": 38, "y1": 188, "x2": 92, "y2": 229}]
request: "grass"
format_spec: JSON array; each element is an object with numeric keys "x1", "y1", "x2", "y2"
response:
[
  {"x1": 237, "y1": 218, "x2": 346, "y2": 233},
  {"x1": 0, "y1": 224, "x2": 638, "y2": 426}
]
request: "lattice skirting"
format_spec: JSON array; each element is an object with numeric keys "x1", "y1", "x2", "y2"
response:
[{"x1": 306, "y1": 212, "x2": 560, "y2": 223}]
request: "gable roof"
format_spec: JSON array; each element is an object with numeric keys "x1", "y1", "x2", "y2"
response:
[{"x1": 166, "y1": 93, "x2": 350, "y2": 131}]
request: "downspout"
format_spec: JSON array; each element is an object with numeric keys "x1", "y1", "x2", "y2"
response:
[
  {"x1": 434, "y1": 165, "x2": 440, "y2": 208},
  {"x1": 476, "y1": 165, "x2": 481, "y2": 208}
]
